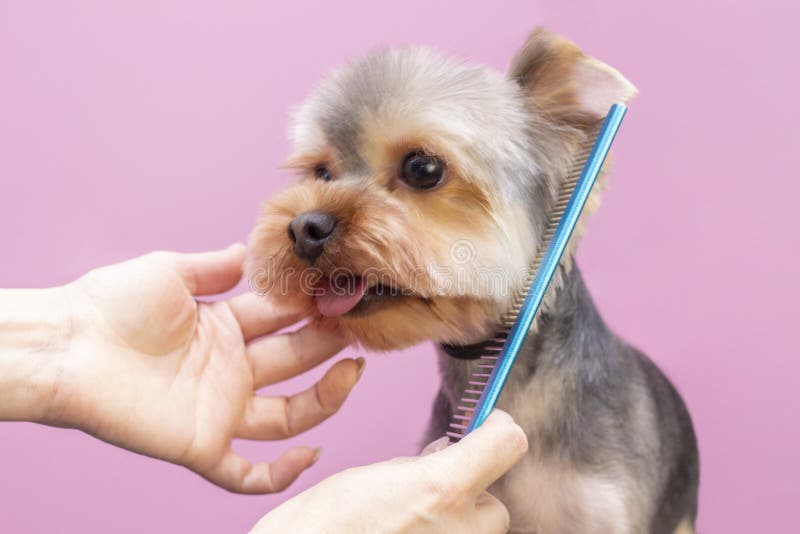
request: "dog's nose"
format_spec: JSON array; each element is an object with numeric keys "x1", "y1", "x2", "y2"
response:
[{"x1": 288, "y1": 211, "x2": 337, "y2": 263}]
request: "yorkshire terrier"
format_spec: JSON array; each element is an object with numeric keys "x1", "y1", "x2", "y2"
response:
[{"x1": 248, "y1": 28, "x2": 699, "y2": 534}]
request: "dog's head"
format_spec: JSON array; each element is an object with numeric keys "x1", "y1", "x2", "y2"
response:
[{"x1": 248, "y1": 28, "x2": 635, "y2": 350}]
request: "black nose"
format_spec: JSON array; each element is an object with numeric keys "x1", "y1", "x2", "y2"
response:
[{"x1": 288, "y1": 211, "x2": 337, "y2": 263}]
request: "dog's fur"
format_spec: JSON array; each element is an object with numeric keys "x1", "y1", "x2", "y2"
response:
[{"x1": 248, "y1": 28, "x2": 699, "y2": 533}]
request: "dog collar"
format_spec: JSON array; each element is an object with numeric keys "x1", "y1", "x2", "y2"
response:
[{"x1": 439, "y1": 339, "x2": 498, "y2": 360}]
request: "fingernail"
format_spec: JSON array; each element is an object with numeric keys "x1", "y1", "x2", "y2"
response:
[
  {"x1": 355, "y1": 357, "x2": 366, "y2": 379},
  {"x1": 421, "y1": 436, "x2": 450, "y2": 456},
  {"x1": 311, "y1": 447, "x2": 322, "y2": 466}
]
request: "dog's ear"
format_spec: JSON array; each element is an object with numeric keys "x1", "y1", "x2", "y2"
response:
[{"x1": 509, "y1": 28, "x2": 636, "y2": 125}]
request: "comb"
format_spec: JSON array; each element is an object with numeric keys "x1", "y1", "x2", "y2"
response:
[{"x1": 446, "y1": 103, "x2": 628, "y2": 442}]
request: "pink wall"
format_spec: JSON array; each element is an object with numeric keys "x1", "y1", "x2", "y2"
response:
[{"x1": 1, "y1": 1, "x2": 797, "y2": 532}]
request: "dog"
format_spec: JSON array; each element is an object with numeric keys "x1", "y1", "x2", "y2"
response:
[{"x1": 248, "y1": 28, "x2": 699, "y2": 534}]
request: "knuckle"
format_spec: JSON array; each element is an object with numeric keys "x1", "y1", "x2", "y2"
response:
[
  {"x1": 287, "y1": 329, "x2": 308, "y2": 362},
  {"x1": 314, "y1": 379, "x2": 340, "y2": 415},
  {"x1": 420, "y1": 470, "x2": 460, "y2": 506},
  {"x1": 423, "y1": 472, "x2": 456, "y2": 501},
  {"x1": 317, "y1": 364, "x2": 356, "y2": 412},
  {"x1": 278, "y1": 396, "x2": 294, "y2": 437}
]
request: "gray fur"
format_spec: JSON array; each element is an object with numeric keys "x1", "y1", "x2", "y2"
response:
[
  {"x1": 289, "y1": 44, "x2": 699, "y2": 533},
  {"x1": 426, "y1": 265, "x2": 699, "y2": 533},
  {"x1": 293, "y1": 47, "x2": 544, "y2": 200}
]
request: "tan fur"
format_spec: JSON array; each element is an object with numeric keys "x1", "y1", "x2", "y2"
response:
[
  {"x1": 496, "y1": 457, "x2": 632, "y2": 533},
  {"x1": 248, "y1": 28, "x2": 636, "y2": 354},
  {"x1": 510, "y1": 28, "x2": 637, "y2": 126},
  {"x1": 673, "y1": 517, "x2": 695, "y2": 534},
  {"x1": 247, "y1": 175, "x2": 513, "y2": 349},
  {"x1": 484, "y1": 358, "x2": 656, "y2": 533},
  {"x1": 243, "y1": 26, "x2": 690, "y2": 534},
  {"x1": 510, "y1": 28, "x2": 591, "y2": 125}
]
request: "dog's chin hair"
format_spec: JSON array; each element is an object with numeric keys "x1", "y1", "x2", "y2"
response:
[
  {"x1": 246, "y1": 27, "x2": 637, "y2": 355},
  {"x1": 338, "y1": 295, "x2": 506, "y2": 351}
]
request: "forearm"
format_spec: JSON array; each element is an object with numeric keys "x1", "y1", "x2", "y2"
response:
[{"x1": 0, "y1": 287, "x2": 71, "y2": 422}]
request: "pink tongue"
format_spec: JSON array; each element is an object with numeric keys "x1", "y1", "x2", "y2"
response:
[{"x1": 315, "y1": 277, "x2": 368, "y2": 317}]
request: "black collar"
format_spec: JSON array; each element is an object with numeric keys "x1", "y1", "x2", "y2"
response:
[{"x1": 439, "y1": 337, "x2": 504, "y2": 360}]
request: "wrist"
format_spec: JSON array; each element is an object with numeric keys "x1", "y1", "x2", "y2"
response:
[{"x1": 0, "y1": 286, "x2": 74, "y2": 423}]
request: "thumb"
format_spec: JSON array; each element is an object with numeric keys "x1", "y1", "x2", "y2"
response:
[
  {"x1": 421, "y1": 410, "x2": 528, "y2": 495},
  {"x1": 176, "y1": 243, "x2": 247, "y2": 296}
]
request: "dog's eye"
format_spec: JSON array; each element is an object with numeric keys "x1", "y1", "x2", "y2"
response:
[
  {"x1": 313, "y1": 165, "x2": 333, "y2": 181},
  {"x1": 400, "y1": 152, "x2": 445, "y2": 190}
]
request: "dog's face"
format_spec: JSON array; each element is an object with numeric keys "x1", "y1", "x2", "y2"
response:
[{"x1": 248, "y1": 28, "x2": 635, "y2": 350}]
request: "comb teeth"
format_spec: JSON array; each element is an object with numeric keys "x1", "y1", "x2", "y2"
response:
[
  {"x1": 447, "y1": 122, "x2": 605, "y2": 443},
  {"x1": 491, "y1": 126, "x2": 602, "y2": 331},
  {"x1": 446, "y1": 363, "x2": 497, "y2": 443},
  {"x1": 446, "y1": 432, "x2": 464, "y2": 442}
]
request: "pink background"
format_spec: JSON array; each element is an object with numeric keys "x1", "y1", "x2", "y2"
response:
[{"x1": 1, "y1": 1, "x2": 797, "y2": 532}]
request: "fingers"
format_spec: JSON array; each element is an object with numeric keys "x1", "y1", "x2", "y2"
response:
[
  {"x1": 175, "y1": 243, "x2": 246, "y2": 296},
  {"x1": 201, "y1": 446, "x2": 319, "y2": 494},
  {"x1": 227, "y1": 291, "x2": 313, "y2": 341},
  {"x1": 425, "y1": 410, "x2": 527, "y2": 495},
  {"x1": 236, "y1": 358, "x2": 364, "y2": 440},
  {"x1": 472, "y1": 491, "x2": 512, "y2": 534},
  {"x1": 247, "y1": 319, "x2": 348, "y2": 388}
]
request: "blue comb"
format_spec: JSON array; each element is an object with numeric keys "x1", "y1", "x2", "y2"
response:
[{"x1": 447, "y1": 103, "x2": 628, "y2": 440}]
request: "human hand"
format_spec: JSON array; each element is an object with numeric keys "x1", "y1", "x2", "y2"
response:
[
  {"x1": 251, "y1": 410, "x2": 527, "y2": 534},
  {"x1": 36, "y1": 244, "x2": 361, "y2": 493}
]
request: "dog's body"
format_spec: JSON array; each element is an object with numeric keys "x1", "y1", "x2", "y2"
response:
[
  {"x1": 425, "y1": 266, "x2": 698, "y2": 533},
  {"x1": 249, "y1": 27, "x2": 699, "y2": 533}
]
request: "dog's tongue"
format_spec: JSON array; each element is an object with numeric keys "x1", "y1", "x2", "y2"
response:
[{"x1": 315, "y1": 276, "x2": 368, "y2": 317}]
